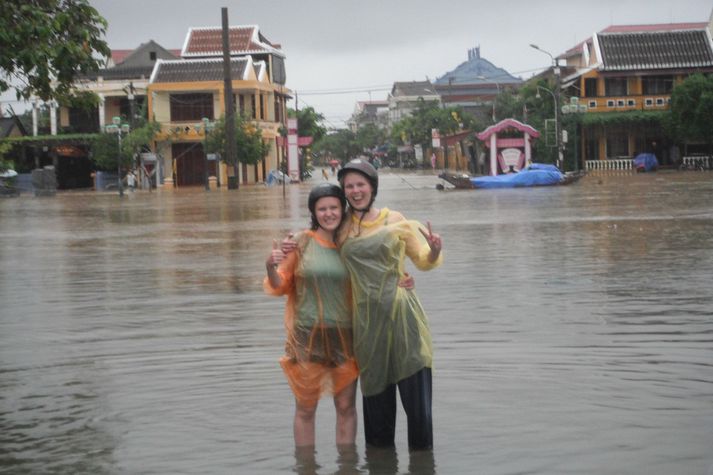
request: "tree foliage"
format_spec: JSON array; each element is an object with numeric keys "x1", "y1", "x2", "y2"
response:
[
  {"x1": 0, "y1": 141, "x2": 13, "y2": 172},
  {"x1": 91, "y1": 121, "x2": 161, "y2": 171},
  {"x1": 314, "y1": 129, "x2": 360, "y2": 162},
  {"x1": 205, "y1": 114, "x2": 270, "y2": 166},
  {"x1": 288, "y1": 106, "x2": 327, "y2": 142},
  {"x1": 667, "y1": 73, "x2": 713, "y2": 152},
  {"x1": 0, "y1": 1, "x2": 111, "y2": 104},
  {"x1": 389, "y1": 98, "x2": 480, "y2": 148},
  {"x1": 355, "y1": 123, "x2": 386, "y2": 153}
]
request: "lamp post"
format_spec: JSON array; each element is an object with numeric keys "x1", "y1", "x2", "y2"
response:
[
  {"x1": 536, "y1": 85, "x2": 558, "y2": 161},
  {"x1": 476, "y1": 75, "x2": 500, "y2": 122},
  {"x1": 105, "y1": 116, "x2": 130, "y2": 197},
  {"x1": 530, "y1": 44, "x2": 563, "y2": 170},
  {"x1": 561, "y1": 97, "x2": 588, "y2": 172},
  {"x1": 198, "y1": 117, "x2": 215, "y2": 191}
]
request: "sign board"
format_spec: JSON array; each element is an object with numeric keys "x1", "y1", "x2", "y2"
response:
[
  {"x1": 414, "y1": 144, "x2": 423, "y2": 163},
  {"x1": 140, "y1": 152, "x2": 157, "y2": 163},
  {"x1": 501, "y1": 148, "x2": 522, "y2": 171},
  {"x1": 287, "y1": 118, "x2": 300, "y2": 181},
  {"x1": 431, "y1": 128, "x2": 441, "y2": 148}
]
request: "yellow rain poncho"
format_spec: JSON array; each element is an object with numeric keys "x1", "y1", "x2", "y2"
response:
[
  {"x1": 264, "y1": 230, "x2": 359, "y2": 407},
  {"x1": 339, "y1": 208, "x2": 442, "y2": 397}
]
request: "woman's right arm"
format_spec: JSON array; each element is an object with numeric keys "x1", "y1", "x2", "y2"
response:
[
  {"x1": 264, "y1": 239, "x2": 297, "y2": 295},
  {"x1": 265, "y1": 240, "x2": 284, "y2": 289}
]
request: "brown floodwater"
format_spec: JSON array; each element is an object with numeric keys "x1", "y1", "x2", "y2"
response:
[{"x1": 1, "y1": 170, "x2": 712, "y2": 474}]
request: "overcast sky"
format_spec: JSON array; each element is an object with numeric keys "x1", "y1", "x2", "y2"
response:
[{"x1": 4, "y1": 1, "x2": 712, "y2": 128}]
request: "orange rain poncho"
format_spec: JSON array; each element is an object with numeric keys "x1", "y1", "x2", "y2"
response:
[
  {"x1": 339, "y1": 208, "x2": 443, "y2": 397},
  {"x1": 264, "y1": 230, "x2": 359, "y2": 407}
]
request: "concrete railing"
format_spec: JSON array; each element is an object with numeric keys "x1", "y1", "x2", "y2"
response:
[
  {"x1": 681, "y1": 156, "x2": 712, "y2": 170},
  {"x1": 585, "y1": 159, "x2": 634, "y2": 172}
]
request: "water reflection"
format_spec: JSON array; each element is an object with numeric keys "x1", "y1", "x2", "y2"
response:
[{"x1": 1, "y1": 171, "x2": 712, "y2": 474}]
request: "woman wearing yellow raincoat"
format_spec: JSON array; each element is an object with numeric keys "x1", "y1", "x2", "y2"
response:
[{"x1": 337, "y1": 159, "x2": 443, "y2": 450}]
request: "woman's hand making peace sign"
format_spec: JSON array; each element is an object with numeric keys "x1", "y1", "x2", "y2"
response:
[{"x1": 419, "y1": 221, "x2": 442, "y2": 263}]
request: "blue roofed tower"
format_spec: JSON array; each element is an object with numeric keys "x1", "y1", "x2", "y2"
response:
[{"x1": 434, "y1": 46, "x2": 522, "y2": 121}]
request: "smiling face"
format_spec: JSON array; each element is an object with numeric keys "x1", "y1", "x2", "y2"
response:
[
  {"x1": 342, "y1": 172, "x2": 373, "y2": 210},
  {"x1": 313, "y1": 196, "x2": 343, "y2": 233}
]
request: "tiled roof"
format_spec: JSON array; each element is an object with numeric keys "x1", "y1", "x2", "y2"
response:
[
  {"x1": 391, "y1": 81, "x2": 438, "y2": 97},
  {"x1": 0, "y1": 117, "x2": 26, "y2": 138},
  {"x1": 562, "y1": 23, "x2": 710, "y2": 61},
  {"x1": 182, "y1": 25, "x2": 284, "y2": 58},
  {"x1": 598, "y1": 29, "x2": 713, "y2": 70},
  {"x1": 150, "y1": 58, "x2": 249, "y2": 83},
  {"x1": 110, "y1": 49, "x2": 133, "y2": 65},
  {"x1": 95, "y1": 41, "x2": 180, "y2": 79},
  {"x1": 92, "y1": 66, "x2": 155, "y2": 80},
  {"x1": 601, "y1": 22, "x2": 708, "y2": 33}
]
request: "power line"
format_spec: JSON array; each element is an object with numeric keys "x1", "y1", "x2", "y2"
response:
[{"x1": 296, "y1": 84, "x2": 392, "y2": 95}]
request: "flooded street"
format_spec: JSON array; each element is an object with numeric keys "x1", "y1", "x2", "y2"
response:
[{"x1": 1, "y1": 171, "x2": 712, "y2": 474}]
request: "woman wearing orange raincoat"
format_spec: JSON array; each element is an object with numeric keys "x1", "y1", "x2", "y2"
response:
[{"x1": 264, "y1": 183, "x2": 358, "y2": 447}]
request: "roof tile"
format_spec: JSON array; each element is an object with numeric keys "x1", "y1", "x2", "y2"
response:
[
  {"x1": 152, "y1": 58, "x2": 249, "y2": 83},
  {"x1": 599, "y1": 29, "x2": 713, "y2": 70}
]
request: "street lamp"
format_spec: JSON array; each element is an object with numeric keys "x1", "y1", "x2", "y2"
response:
[
  {"x1": 476, "y1": 75, "x2": 500, "y2": 122},
  {"x1": 197, "y1": 117, "x2": 216, "y2": 191},
  {"x1": 530, "y1": 44, "x2": 563, "y2": 170},
  {"x1": 536, "y1": 85, "x2": 558, "y2": 162},
  {"x1": 105, "y1": 116, "x2": 130, "y2": 197},
  {"x1": 561, "y1": 97, "x2": 588, "y2": 172}
]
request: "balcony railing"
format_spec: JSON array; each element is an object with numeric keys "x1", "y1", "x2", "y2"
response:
[
  {"x1": 681, "y1": 156, "x2": 713, "y2": 170},
  {"x1": 580, "y1": 95, "x2": 671, "y2": 113},
  {"x1": 585, "y1": 159, "x2": 633, "y2": 172}
]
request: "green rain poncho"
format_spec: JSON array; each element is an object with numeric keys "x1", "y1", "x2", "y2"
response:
[
  {"x1": 340, "y1": 208, "x2": 442, "y2": 397},
  {"x1": 264, "y1": 230, "x2": 359, "y2": 406}
]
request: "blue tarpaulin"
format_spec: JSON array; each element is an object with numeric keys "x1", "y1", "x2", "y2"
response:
[
  {"x1": 633, "y1": 153, "x2": 658, "y2": 172},
  {"x1": 266, "y1": 169, "x2": 292, "y2": 186},
  {"x1": 470, "y1": 163, "x2": 564, "y2": 189}
]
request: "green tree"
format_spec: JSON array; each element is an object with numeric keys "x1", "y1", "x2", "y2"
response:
[
  {"x1": 91, "y1": 121, "x2": 161, "y2": 171},
  {"x1": 389, "y1": 99, "x2": 477, "y2": 148},
  {"x1": 355, "y1": 123, "x2": 386, "y2": 153},
  {"x1": 288, "y1": 106, "x2": 327, "y2": 142},
  {"x1": 667, "y1": 73, "x2": 713, "y2": 154},
  {"x1": 0, "y1": 141, "x2": 14, "y2": 173},
  {"x1": 91, "y1": 130, "x2": 131, "y2": 171},
  {"x1": 314, "y1": 129, "x2": 359, "y2": 162},
  {"x1": 0, "y1": 1, "x2": 111, "y2": 105},
  {"x1": 205, "y1": 114, "x2": 271, "y2": 187}
]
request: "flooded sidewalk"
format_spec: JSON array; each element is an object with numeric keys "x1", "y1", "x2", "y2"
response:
[{"x1": 1, "y1": 171, "x2": 712, "y2": 474}]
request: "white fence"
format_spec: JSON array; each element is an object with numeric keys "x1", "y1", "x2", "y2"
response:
[
  {"x1": 585, "y1": 159, "x2": 633, "y2": 172},
  {"x1": 681, "y1": 156, "x2": 713, "y2": 170}
]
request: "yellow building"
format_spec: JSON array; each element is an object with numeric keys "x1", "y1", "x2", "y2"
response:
[
  {"x1": 557, "y1": 15, "x2": 713, "y2": 167},
  {"x1": 147, "y1": 25, "x2": 290, "y2": 187}
]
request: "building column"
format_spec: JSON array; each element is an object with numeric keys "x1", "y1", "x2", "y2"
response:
[
  {"x1": 490, "y1": 134, "x2": 497, "y2": 176},
  {"x1": 32, "y1": 101, "x2": 38, "y2": 136},
  {"x1": 50, "y1": 101, "x2": 58, "y2": 135},
  {"x1": 524, "y1": 133, "x2": 532, "y2": 165},
  {"x1": 98, "y1": 94, "x2": 106, "y2": 130}
]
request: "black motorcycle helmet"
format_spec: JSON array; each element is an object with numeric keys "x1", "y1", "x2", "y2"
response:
[
  {"x1": 337, "y1": 159, "x2": 379, "y2": 211},
  {"x1": 308, "y1": 183, "x2": 346, "y2": 230}
]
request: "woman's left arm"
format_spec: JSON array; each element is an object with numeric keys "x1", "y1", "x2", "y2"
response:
[
  {"x1": 419, "y1": 221, "x2": 442, "y2": 263},
  {"x1": 400, "y1": 218, "x2": 443, "y2": 271}
]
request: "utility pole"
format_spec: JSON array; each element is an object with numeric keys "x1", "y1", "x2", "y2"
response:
[
  {"x1": 221, "y1": 7, "x2": 238, "y2": 189},
  {"x1": 554, "y1": 64, "x2": 563, "y2": 171}
]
